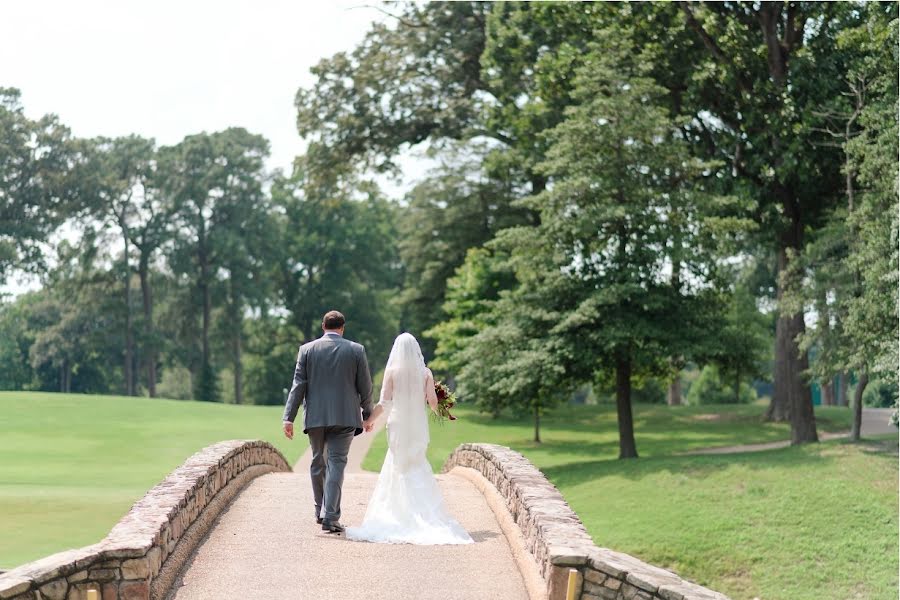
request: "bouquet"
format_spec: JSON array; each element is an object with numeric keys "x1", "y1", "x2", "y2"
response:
[{"x1": 432, "y1": 379, "x2": 458, "y2": 423}]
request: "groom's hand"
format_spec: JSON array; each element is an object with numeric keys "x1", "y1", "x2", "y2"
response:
[{"x1": 282, "y1": 421, "x2": 294, "y2": 440}]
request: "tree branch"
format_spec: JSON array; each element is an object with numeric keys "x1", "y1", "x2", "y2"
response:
[{"x1": 680, "y1": 2, "x2": 753, "y2": 94}]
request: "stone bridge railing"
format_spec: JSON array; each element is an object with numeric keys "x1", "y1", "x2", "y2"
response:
[
  {"x1": 444, "y1": 443, "x2": 730, "y2": 600},
  {"x1": 0, "y1": 440, "x2": 290, "y2": 600}
]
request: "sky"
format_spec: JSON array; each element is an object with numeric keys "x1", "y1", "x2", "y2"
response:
[
  {"x1": 1, "y1": 0, "x2": 384, "y2": 172},
  {"x1": 1, "y1": 0, "x2": 426, "y2": 295}
]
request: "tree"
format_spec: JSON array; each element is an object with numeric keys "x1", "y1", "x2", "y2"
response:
[
  {"x1": 0, "y1": 88, "x2": 82, "y2": 283},
  {"x1": 0, "y1": 293, "x2": 38, "y2": 390},
  {"x1": 675, "y1": 2, "x2": 861, "y2": 444},
  {"x1": 207, "y1": 128, "x2": 271, "y2": 404},
  {"x1": 26, "y1": 242, "x2": 125, "y2": 394},
  {"x1": 458, "y1": 33, "x2": 745, "y2": 457},
  {"x1": 398, "y1": 148, "x2": 528, "y2": 357},
  {"x1": 271, "y1": 169, "x2": 401, "y2": 372},
  {"x1": 713, "y1": 276, "x2": 772, "y2": 404},
  {"x1": 781, "y1": 4, "x2": 898, "y2": 440},
  {"x1": 161, "y1": 129, "x2": 270, "y2": 401},
  {"x1": 85, "y1": 135, "x2": 156, "y2": 396},
  {"x1": 839, "y1": 5, "x2": 898, "y2": 438},
  {"x1": 295, "y1": 2, "x2": 493, "y2": 178},
  {"x1": 427, "y1": 246, "x2": 516, "y2": 377}
]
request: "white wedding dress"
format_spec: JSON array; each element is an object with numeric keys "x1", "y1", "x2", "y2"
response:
[{"x1": 346, "y1": 333, "x2": 473, "y2": 545}]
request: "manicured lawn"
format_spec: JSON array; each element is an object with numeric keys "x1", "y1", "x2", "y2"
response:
[
  {"x1": 363, "y1": 402, "x2": 898, "y2": 600},
  {"x1": 0, "y1": 392, "x2": 305, "y2": 568}
]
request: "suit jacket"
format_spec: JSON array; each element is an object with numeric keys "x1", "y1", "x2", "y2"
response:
[{"x1": 282, "y1": 333, "x2": 374, "y2": 436}]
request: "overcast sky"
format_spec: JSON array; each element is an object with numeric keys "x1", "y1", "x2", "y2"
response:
[
  {"x1": 1, "y1": 0, "x2": 428, "y2": 295},
  {"x1": 1, "y1": 0, "x2": 385, "y2": 172}
]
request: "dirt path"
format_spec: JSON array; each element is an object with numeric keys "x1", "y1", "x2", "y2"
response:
[{"x1": 684, "y1": 408, "x2": 897, "y2": 456}]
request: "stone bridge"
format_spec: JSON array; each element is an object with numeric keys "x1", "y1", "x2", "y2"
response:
[{"x1": 0, "y1": 435, "x2": 728, "y2": 600}]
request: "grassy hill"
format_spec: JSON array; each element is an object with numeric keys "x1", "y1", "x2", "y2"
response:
[
  {"x1": 363, "y1": 402, "x2": 898, "y2": 600},
  {"x1": 0, "y1": 391, "x2": 305, "y2": 568}
]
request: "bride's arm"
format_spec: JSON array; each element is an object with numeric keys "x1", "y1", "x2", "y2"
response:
[
  {"x1": 366, "y1": 370, "x2": 393, "y2": 423},
  {"x1": 424, "y1": 369, "x2": 439, "y2": 413}
]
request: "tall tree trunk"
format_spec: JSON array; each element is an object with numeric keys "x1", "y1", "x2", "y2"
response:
[
  {"x1": 667, "y1": 242, "x2": 683, "y2": 407},
  {"x1": 850, "y1": 371, "x2": 868, "y2": 441},
  {"x1": 139, "y1": 256, "x2": 157, "y2": 397},
  {"x1": 533, "y1": 404, "x2": 541, "y2": 444},
  {"x1": 233, "y1": 313, "x2": 244, "y2": 405},
  {"x1": 62, "y1": 359, "x2": 71, "y2": 393},
  {"x1": 768, "y1": 192, "x2": 818, "y2": 447},
  {"x1": 789, "y1": 337, "x2": 818, "y2": 444},
  {"x1": 761, "y1": 9, "x2": 817, "y2": 442},
  {"x1": 123, "y1": 234, "x2": 135, "y2": 396},
  {"x1": 615, "y1": 352, "x2": 638, "y2": 459},
  {"x1": 199, "y1": 244, "x2": 211, "y2": 369},
  {"x1": 838, "y1": 372, "x2": 849, "y2": 406},
  {"x1": 821, "y1": 378, "x2": 834, "y2": 406},
  {"x1": 667, "y1": 377, "x2": 683, "y2": 406}
]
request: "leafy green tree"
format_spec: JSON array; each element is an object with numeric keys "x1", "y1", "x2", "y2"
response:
[
  {"x1": 242, "y1": 316, "x2": 304, "y2": 406},
  {"x1": 0, "y1": 294, "x2": 38, "y2": 389},
  {"x1": 399, "y1": 149, "x2": 528, "y2": 357},
  {"x1": 459, "y1": 33, "x2": 745, "y2": 456},
  {"x1": 427, "y1": 246, "x2": 515, "y2": 377},
  {"x1": 295, "y1": 2, "x2": 493, "y2": 178},
  {"x1": 271, "y1": 169, "x2": 401, "y2": 371},
  {"x1": 842, "y1": 7, "x2": 899, "y2": 435},
  {"x1": 674, "y1": 2, "x2": 863, "y2": 444},
  {"x1": 713, "y1": 275, "x2": 772, "y2": 404},
  {"x1": 160, "y1": 128, "x2": 269, "y2": 401},
  {"x1": 27, "y1": 246, "x2": 124, "y2": 394},
  {"x1": 0, "y1": 88, "x2": 82, "y2": 282},
  {"x1": 84, "y1": 135, "x2": 156, "y2": 396},
  {"x1": 208, "y1": 128, "x2": 272, "y2": 404},
  {"x1": 782, "y1": 4, "x2": 898, "y2": 439}
]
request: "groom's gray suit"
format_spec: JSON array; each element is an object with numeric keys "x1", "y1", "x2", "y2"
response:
[{"x1": 283, "y1": 331, "x2": 374, "y2": 522}]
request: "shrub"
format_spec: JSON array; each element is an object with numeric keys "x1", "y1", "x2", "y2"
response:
[
  {"x1": 686, "y1": 364, "x2": 756, "y2": 405},
  {"x1": 157, "y1": 365, "x2": 193, "y2": 400},
  {"x1": 862, "y1": 378, "x2": 898, "y2": 408}
]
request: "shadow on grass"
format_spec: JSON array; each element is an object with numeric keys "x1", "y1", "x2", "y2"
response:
[
  {"x1": 541, "y1": 448, "x2": 825, "y2": 488},
  {"x1": 537, "y1": 436, "x2": 898, "y2": 489}
]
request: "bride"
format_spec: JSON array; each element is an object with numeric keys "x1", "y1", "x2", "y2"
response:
[{"x1": 346, "y1": 333, "x2": 473, "y2": 545}]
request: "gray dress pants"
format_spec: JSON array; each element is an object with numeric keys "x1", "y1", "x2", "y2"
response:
[{"x1": 307, "y1": 426, "x2": 355, "y2": 521}]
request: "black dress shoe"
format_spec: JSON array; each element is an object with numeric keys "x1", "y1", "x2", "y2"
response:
[
  {"x1": 316, "y1": 517, "x2": 323, "y2": 525},
  {"x1": 321, "y1": 519, "x2": 345, "y2": 533}
]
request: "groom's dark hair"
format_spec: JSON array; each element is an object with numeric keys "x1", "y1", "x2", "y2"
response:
[{"x1": 322, "y1": 310, "x2": 345, "y2": 330}]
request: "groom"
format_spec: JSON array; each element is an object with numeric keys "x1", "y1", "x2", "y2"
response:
[{"x1": 282, "y1": 310, "x2": 374, "y2": 533}]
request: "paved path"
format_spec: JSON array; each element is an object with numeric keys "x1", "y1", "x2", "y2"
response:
[
  {"x1": 685, "y1": 408, "x2": 897, "y2": 456},
  {"x1": 170, "y1": 419, "x2": 532, "y2": 600}
]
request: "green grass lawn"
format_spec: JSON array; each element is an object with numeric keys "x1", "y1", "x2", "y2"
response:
[
  {"x1": 363, "y1": 402, "x2": 898, "y2": 600},
  {"x1": 0, "y1": 391, "x2": 305, "y2": 568}
]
